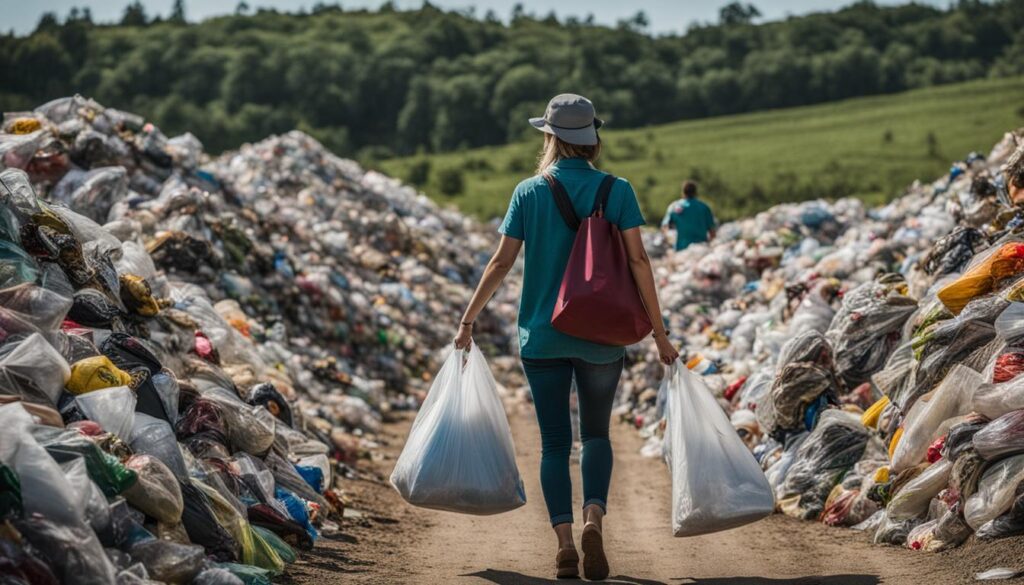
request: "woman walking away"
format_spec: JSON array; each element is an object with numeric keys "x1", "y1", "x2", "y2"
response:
[{"x1": 454, "y1": 94, "x2": 679, "y2": 581}]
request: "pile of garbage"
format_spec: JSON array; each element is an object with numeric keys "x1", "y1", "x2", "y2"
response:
[
  {"x1": 622, "y1": 128, "x2": 1024, "y2": 551},
  {"x1": 0, "y1": 96, "x2": 517, "y2": 584}
]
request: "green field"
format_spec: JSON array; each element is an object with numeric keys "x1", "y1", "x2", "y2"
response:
[{"x1": 376, "y1": 77, "x2": 1024, "y2": 223}]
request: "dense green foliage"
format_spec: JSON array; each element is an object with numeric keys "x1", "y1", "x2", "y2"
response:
[
  {"x1": 1, "y1": 1, "x2": 1023, "y2": 161},
  {"x1": 378, "y1": 77, "x2": 1024, "y2": 222}
]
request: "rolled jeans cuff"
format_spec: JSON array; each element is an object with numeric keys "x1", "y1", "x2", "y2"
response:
[
  {"x1": 550, "y1": 513, "x2": 574, "y2": 527},
  {"x1": 583, "y1": 498, "x2": 607, "y2": 515}
]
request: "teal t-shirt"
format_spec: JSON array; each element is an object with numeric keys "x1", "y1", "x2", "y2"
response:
[
  {"x1": 498, "y1": 158, "x2": 646, "y2": 363},
  {"x1": 661, "y1": 197, "x2": 716, "y2": 251}
]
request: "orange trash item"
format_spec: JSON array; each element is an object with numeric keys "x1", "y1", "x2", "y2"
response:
[{"x1": 937, "y1": 243, "x2": 1024, "y2": 314}]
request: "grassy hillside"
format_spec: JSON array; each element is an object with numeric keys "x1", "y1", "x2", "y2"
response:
[{"x1": 376, "y1": 76, "x2": 1024, "y2": 223}]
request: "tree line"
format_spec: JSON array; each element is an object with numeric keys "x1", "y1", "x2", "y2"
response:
[{"x1": 1, "y1": 0, "x2": 1022, "y2": 160}]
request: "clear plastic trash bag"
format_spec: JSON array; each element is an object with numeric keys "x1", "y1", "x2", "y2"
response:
[
  {"x1": 0, "y1": 403, "x2": 117, "y2": 584},
  {"x1": 973, "y1": 409, "x2": 1024, "y2": 461},
  {"x1": 995, "y1": 302, "x2": 1024, "y2": 345},
  {"x1": 194, "y1": 567, "x2": 245, "y2": 585},
  {"x1": 0, "y1": 332, "x2": 71, "y2": 406},
  {"x1": 892, "y1": 365, "x2": 981, "y2": 473},
  {"x1": 76, "y1": 385, "x2": 137, "y2": 439},
  {"x1": 886, "y1": 459, "x2": 953, "y2": 521},
  {"x1": 664, "y1": 363, "x2": 774, "y2": 536},
  {"x1": 0, "y1": 283, "x2": 73, "y2": 336},
  {"x1": 0, "y1": 402, "x2": 83, "y2": 525},
  {"x1": 390, "y1": 345, "x2": 526, "y2": 515},
  {"x1": 130, "y1": 412, "x2": 189, "y2": 481},
  {"x1": 975, "y1": 375, "x2": 1024, "y2": 420},
  {"x1": 123, "y1": 454, "x2": 184, "y2": 524},
  {"x1": 965, "y1": 453, "x2": 1024, "y2": 531},
  {"x1": 127, "y1": 538, "x2": 205, "y2": 584}
]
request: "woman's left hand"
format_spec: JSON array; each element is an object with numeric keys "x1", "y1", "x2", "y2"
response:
[
  {"x1": 453, "y1": 322, "x2": 473, "y2": 350},
  {"x1": 655, "y1": 334, "x2": 679, "y2": 365}
]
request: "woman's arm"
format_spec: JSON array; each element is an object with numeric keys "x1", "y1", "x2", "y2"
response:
[
  {"x1": 622, "y1": 227, "x2": 680, "y2": 364},
  {"x1": 453, "y1": 235, "x2": 523, "y2": 349}
]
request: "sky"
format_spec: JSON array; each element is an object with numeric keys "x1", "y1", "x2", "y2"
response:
[{"x1": 7, "y1": 0, "x2": 951, "y2": 36}]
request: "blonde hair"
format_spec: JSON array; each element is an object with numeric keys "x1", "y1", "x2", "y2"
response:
[{"x1": 536, "y1": 133, "x2": 601, "y2": 174}]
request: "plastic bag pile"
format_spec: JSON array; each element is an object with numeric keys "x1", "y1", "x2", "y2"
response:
[
  {"x1": 0, "y1": 96, "x2": 517, "y2": 584},
  {"x1": 621, "y1": 128, "x2": 1024, "y2": 551}
]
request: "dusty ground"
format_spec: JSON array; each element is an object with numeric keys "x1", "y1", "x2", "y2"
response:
[{"x1": 280, "y1": 401, "x2": 1024, "y2": 585}]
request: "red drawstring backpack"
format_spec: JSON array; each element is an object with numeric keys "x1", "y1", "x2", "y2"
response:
[{"x1": 544, "y1": 172, "x2": 653, "y2": 346}]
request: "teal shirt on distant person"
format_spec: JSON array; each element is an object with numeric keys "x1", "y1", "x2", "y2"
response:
[
  {"x1": 661, "y1": 197, "x2": 716, "y2": 251},
  {"x1": 498, "y1": 158, "x2": 646, "y2": 364}
]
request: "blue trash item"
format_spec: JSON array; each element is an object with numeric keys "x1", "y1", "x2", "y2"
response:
[
  {"x1": 800, "y1": 206, "x2": 833, "y2": 229},
  {"x1": 390, "y1": 345, "x2": 526, "y2": 515},
  {"x1": 274, "y1": 487, "x2": 317, "y2": 542},
  {"x1": 293, "y1": 465, "x2": 324, "y2": 494}
]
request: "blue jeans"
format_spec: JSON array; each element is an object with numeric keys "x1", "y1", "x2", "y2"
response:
[{"x1": 521, "y1": 356, "x2": 623, "y2": 526}]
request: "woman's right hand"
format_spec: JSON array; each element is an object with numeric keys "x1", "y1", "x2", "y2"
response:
[{"x1": 655, "y1": 334, "x2": 679, "y2": 365}]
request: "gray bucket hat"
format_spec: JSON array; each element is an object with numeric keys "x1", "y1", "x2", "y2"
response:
[{"x1": 529, "y1": 94, "x2": 604, "y2": 146}]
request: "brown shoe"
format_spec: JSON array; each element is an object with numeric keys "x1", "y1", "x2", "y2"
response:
[
  {"x1": 581, "y1": 523, "x2": 609, "y2": 581},
  {"x1": 556, "y1": 547, "x2": 580, "y2": 579}
]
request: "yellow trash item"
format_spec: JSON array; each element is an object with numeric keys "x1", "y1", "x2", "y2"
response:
[
  {"x1": 888, "y1": 427, "x2": 904, "y2": 460},
  {"x1": 119, "y1": 274, "x2": 161, "y2": 316},
  {"x1": 873, "y1": 466, "x2": 890, "y2": 484},
  {"x1": 778, "y1": 494, "x2": 803, "y2": 518},
  {"x1": 9, "y1": 118, "x2": 41, "y2": 134},
  {"x1": 937, "y1": 242, "x2": 1024, "y2": 314},
  {"x1": 861, "y1": 396, "x2": 890, "y2": 429},
  {"x1": 67, "y1": 356, "x2": 134, "y2": 395}
]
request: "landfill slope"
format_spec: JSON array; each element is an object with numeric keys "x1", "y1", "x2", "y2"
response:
[
  {"x1": 621, "y1": 127, "x2": 1024, "y2": 556},
  {"x1": 0, "y1": 96, "x2": 519, "y2": 584}
]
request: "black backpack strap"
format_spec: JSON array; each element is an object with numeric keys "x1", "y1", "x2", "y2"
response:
[
  {"x1": 543, "y1": 172, "x2": 580, "y2": 231},
  {"x1": 592, "y1": 174, "x2": 616, "y2": 217}
]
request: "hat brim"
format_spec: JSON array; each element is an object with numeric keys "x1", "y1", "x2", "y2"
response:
[{"x1": 528, "y1": 117, "x2": 602, "y2": 146}]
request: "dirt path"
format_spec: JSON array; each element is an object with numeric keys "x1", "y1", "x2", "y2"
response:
[{"x1": 282, "y1": 401, "x2": 1024, "y2": 585}]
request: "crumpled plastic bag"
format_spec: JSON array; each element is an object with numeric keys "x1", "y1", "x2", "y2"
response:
[
  {"x1": 974, "y1": 375, "x2": 1024, "y2": 420},
  {"x1": 973, "y1": 410, "x2": 1024, "y2": 461},
  {"x1": 758, "y1": 330, "x2": 839, "y2": 440},
  {"x1": 129, "y1": 412, "x2": 188, "y2": 481},
  {"x1": 127, "y1": 538, "x2": 205, "y2": 584},
  {"x1": 0, "y1": 283, "x2": 73, "y2": 336},
  {"x1": 826, "y1": 277, "x2": 917, "y2": 388},
  {"x1": 35, "y1": 426, "x2": 137, "y2": 497},
  {"x1": 901, "y1": 297, "x2": 1003, "y2": 411},
  {"x1": 0, "y1": 332, "x2": 70, "y2": 405},
  {"x1": 0, "y1": 403, "x2": 116, "y2": 584},
  {"x1": 871, "y1": 510, "x2": 920, "y2": 545},
  {"x1": 77, "y1": 385, "x2": 137, "y2": 440},
  {"x1": 200, "y1": 389, "x2": 276, "y2": 456},
  {"x1": 779, "y1": 410, "x2": 869, "y2": 520},
  {"x1": 892, "y1": 365, "x2": 981, "y2": 473},
  {"x1": 391, "y1": 346, "x2": 526, "y2": 515},
  {"x1": 180, "y1": 481, "x2": 240, "y2": 562},
  {"x1": 0, "y1": 403, "x2": 85, "y2": 525},
  {"x1": 887, "y1": 459, "x2": 952, "y2": 521},
  {"x1": 50, "y1": 166, "x2": 128, "y2": 224},
  {"x1": 13, "y1": 512, "x2": 117, "y2": 585},
  {"x1": 965, "y1": 453, "x2": 1024, "y2": 531},
  {"x1": 995, "y1": 302, "x2": 1024, "y2": 345},
  {"x1": 122, "y1": 454, "x2": 184, "y2": 524}
]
